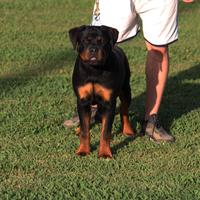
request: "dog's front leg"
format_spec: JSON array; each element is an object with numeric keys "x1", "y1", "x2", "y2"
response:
[
  {"x1": 76, "y1": 100, "x2": 91, "y2": 156},
  {"x1": 98, "y1": 101, "x2": 116, "y2": 159}
]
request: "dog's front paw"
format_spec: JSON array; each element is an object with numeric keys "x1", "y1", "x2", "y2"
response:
[
  {"x1": 122, "y1": 123, "x2": 135, "y2": 137},
  {"x1": 76, "y1": 144, "x2": 90, "y2": 156},
  {"x1": 123, "y1": 131, "x2": 135, "y2": 137},
  {"x1": 98, "y1": 145, "x2": 112, "y2": 159}
]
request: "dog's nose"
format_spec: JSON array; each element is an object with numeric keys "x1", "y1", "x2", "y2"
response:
[{"x1": 89, "y1": 48, "x2": 97, "y2": 54}]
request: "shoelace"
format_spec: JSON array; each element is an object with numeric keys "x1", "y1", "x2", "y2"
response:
[{"x1": 147, "y1": 114, "x2": 161, "y2": 129}]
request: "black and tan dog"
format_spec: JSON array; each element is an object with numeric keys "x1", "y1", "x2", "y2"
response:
[{"x1": 69, "y1": 25, "x2": 135, "y2": 158}]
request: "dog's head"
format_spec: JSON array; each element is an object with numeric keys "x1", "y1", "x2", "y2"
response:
[{"x1": 69, "y1": 25, "x2": 118, "y2": 65}]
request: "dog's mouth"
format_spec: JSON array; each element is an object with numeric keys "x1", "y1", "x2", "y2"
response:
[
  {"x1": 80, "y1": 49, "x2": 105, "y2": 65},
  {"x1": 90, "y1": 56, "x2": 97, "y2": 61},
  {"x1": 88, "y1": 55, "x2": 105, "y2": 65},
  {"x1": 89, "y1": 56, "x2": 99, "y2": 64}
]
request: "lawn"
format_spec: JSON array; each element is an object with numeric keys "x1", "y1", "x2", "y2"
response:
[{"x1": 0, "y1": 0, "x2": 200, "y2": 199}]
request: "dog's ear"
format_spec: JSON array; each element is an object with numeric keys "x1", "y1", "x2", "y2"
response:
[
  {"x1": 68, "y1": 25, "x2": 86, "y2": 50},
  {"x1": 101, "y1": 25, "x2": 119, "y2": 47}
]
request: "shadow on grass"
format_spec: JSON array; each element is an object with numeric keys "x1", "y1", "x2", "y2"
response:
[
  {"x1": 111, "y1": 63, "x2": 200, "y2": 155},
  {"x1": 90, "y1": 133, "x2": 140, "y2": 156},
  {"x1": 130, "y1": 63, "x2": 200, "y2": 127},
  {"x1": 0, "y1": 47, "x2": 75, "y2": 94},
  {"x1": 160, "y1": 63, "x2": 200, "y2": 130}
]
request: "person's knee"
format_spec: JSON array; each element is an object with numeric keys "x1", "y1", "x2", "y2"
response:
[
  {"x1": 145, "y1": 41, "x2": 169, "y2": 73},
  {"x1": 145, "y1": 41, "x2": 168, "y2": 56}
]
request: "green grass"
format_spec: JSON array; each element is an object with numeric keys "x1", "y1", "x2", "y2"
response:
[{"x1": 1, "y1": 0, "x2": 200, "y2": 199}]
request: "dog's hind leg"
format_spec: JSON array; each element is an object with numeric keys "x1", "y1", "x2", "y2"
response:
[{"x1": 119, "y1": 84, "x2": 135, "y2": 137}]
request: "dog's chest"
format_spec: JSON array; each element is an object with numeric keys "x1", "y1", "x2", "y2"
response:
[{"x1": 78, "y1": 83, "x2": 112, "y2": 102}]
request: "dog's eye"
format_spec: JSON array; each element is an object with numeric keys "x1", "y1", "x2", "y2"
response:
[{"x1": 83, "y1": 37, "x2": 92, "y2": 44}]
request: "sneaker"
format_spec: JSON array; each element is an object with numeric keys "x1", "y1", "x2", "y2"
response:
[
  {"x1": 63, "y1": 114, "x2": 80, "y2": 128},
  {"x1": 141, "y1": 114, "x2": 175, "y2": 143}
]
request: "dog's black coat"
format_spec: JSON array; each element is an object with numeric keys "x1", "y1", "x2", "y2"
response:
[{"x1": 69, "y1": 25, "x2": 134, "y2": 158}]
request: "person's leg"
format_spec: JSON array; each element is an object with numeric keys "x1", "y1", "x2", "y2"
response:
[
  {"x1": 136, "y1": 0, "x2": 178, "y2": 142},
  {"x1": 145, "y1": 42, "x2": 169, "y2": 120},
  {"x1": 142, "y1": 41, "x2": 175, "y2": 142}
]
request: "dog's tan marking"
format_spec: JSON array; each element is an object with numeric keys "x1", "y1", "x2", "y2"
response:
[
  {"x1": 80, "y1": 49, "x2": 90, "y2": 61},
  {"x1": 78, "y1": 83, "x2": 93, "y2": 99},
  {"x1": 94, "y1": 84, "x2": 112, "y2": 102},
  {"x1": 75, "y1": 127, "x2": 81, "y2": 135}
]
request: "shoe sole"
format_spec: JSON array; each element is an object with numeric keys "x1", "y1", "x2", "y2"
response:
[{"x1": 148, "y1": 136, "x2": 175, "y2": 144}]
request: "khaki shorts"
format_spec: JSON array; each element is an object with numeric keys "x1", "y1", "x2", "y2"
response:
[{"x1": 92, "y1": 0, "x2": 178, "y2": 45}]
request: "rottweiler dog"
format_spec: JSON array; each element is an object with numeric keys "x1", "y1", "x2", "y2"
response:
[{"x1": 69, "y1": 25, "x2": 135, "y2": 158}]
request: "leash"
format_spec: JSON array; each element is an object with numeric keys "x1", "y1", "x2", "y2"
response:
[
  {"x1": 92, "y1": 0, "x2": 101, "y2": 25},
  {"x1": 94, "y1": 0, "x2": 100, "y2": 21}
]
